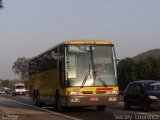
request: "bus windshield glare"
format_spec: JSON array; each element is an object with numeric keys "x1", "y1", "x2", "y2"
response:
[{"x1": 65, "y1": 45, "x2": 117, "y2": 87}]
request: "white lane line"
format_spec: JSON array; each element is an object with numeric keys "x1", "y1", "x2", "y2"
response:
[
  {"x1": 0, "y1": 97, "x2": 82, "y2": 120},
  {"x1": 137, "y1": 113, "x2": 147, "y2": 115}
]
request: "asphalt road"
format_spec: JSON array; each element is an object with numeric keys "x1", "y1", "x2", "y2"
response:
[{"x1": 0, "y1": 94, "x2": 160, "y2": 120}]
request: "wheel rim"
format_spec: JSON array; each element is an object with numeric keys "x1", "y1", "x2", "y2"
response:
[
  {"x1": 124, "y1": 99, "x2": 130, "y2": 110},
  {"x1": 55, "y1": 94, "x2": 63, "y2": 111},
  {"x1": 35, "y1": 93, "x2": 40, "y2": 106},
  {"x1": 143, "y1": 101, "x2": 149, "y2": 111},
  {"x1": 57, "y1": 98, "x2": 62, "y2": 111}
]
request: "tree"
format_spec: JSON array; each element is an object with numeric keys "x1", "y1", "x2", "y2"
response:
[
  {"x1": 118, "y1": 58, "x2": 136, "y2": 91},
  {"x1": 118, "y1": 57, "x2": 160, "y2": 91},
  {"x1": 149, "y1": 57, "x2": 160, "y2": 80},
  {"x1": 24, "y1": 79, "x2": 29, "y2": 89},
  {"x1": 12, "y1": 57, "x2": 29, "y2": 80},
  {"x1": 136, "y1": 58, "x2": 151, "y2": 80},
  {"x1": 2, "y1": 80, "x2": 13, "y2": 88},
  {"x1": 0, "y1": 0, "x2": 4, "y2": 9},
  {"x1": 136, "y1": 57, "x2": 160, "y2": 80}
]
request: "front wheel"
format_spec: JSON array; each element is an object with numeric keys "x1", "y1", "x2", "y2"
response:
[
  {"x1": 143, "y1": 100, "x2": 149, "y2": 112},
  {"x1": 97, "y1": 105, "x2": 106, "y2": 111},
  {"x1": 55, "y1": 94, "x2": 64, "y2": 112},
  {"x1": 35, "y1": 92, "x2": 43, "y2": 107},
  {"x1": 124, "y1": 98, "x2": 131, "y2": 110}
]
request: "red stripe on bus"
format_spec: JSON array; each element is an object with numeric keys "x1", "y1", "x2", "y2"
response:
[{"x1": 96, "y1": 88, "x2": 113, "y2": 91}]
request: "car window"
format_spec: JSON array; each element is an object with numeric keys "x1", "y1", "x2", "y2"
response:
[
  {"x1": 134, "y1": 84, "x2": 143, "y2": 94},
  {"x1": 146, "y1": 82, "x2": 160, "y2": 91},
  {"x1": 127, "y1": 84, "x2": 135, "y2": 93}
]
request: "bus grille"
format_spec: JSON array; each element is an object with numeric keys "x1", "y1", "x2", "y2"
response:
[
  {"x1": 96, "y1": 91, "x2": 106, "y2": 94},
  {"x1": 82, "y1": 91, "x2": 93, "y2": 94},
  {"x1": 81, "y1": 91, "x2": 106, "y2": 94}
]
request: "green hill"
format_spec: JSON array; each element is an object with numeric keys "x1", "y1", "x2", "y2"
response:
[{"x1": 133, "y1": 49, "x2": 160, "y2": 60}]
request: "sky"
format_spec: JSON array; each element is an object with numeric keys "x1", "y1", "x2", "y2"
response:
[{"x1": 0, "y1": 0, "x2": 160, "y2": 79}]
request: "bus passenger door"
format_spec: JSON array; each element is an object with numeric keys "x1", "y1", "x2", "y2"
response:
[{"x1": 59, "y1": 45, "x2": 65, "y2": 89}]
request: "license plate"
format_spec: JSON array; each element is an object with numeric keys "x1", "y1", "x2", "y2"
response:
[
  {"x1": 108, "y1": 97, "x2": 117, "y2": 101},
  {"x1": 90, "y1": 97, "x2": 99, "y2": 102}
]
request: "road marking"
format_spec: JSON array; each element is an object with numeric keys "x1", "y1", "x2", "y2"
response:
[
  {"x1": 0, "y1": 97, "x2": 82, "y2": 120},
  {"x1": 137, "y1": 113, "x2": 147, "y2": 115}
]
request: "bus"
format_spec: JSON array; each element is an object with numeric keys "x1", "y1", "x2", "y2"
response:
[{"x1": 29, "y1": 40, "x2": 119, "y2": 111}]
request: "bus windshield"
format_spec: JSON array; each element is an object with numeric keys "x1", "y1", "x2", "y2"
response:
[
  {"x1": 16, "y1": 86, "x2": 25, "y2": 89},
  {"x1": 65, "y1": 45, "x2": 117, "y2": 87}
]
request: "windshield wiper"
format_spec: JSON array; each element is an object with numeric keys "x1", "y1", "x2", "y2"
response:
[
  {"x1": 93, "y1": 69, "x2": 108, "y2": 87},
  {"x1": 81, "y1": 64, "x2": 90, "y2": 88}
]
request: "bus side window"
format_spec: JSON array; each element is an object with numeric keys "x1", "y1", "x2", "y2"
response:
[
  {"x1": 29, "y1": 60, "x2": 39, "y2": 74},
  {"x1": 51, "y1": 48, "x2": 58, "y2": 69}
]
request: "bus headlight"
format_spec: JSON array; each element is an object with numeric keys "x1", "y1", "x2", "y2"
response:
[
  {"x1": 67, "y1": 91, "x2": 81, "y2": 95},
  {"x1": 108, "y1": 90, "x2": 119, "y2": 95}
]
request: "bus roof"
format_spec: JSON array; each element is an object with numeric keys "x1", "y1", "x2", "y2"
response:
[
  {"x1": 30, "y1": 40, "x2": 113, "y2": 60},
  {"x1": 64, "y1": 40, "x2": 112, "y2": 45}
]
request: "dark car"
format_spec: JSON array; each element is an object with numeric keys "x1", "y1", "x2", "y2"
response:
[{"x1": 124, "y1": 80, "x2": 160, "y2": 111}]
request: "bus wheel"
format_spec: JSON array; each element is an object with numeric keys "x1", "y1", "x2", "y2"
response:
[
  {"x1": 35, "y1": 92, "x2": 42, "y2": 107},
  {"x1": 33, "y1": 90, "x2": 36, "y2": 101},
  {"x1": 97, "y1": 105, "x2": 106, "y2": 111},
  {"x1": 55, "y1": 94, "x2": 63, "y2": 112}
]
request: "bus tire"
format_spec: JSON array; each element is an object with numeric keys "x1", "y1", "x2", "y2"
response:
[
  {"x1": 35, "y1": 91, "x2": 42, "y2": 107},
  {"x1": 33, "y1": 90, "x2": 36, "y2": 101},
  {"x1": 97, "y1": 105, "x2": 106, "y2": 111},
  {"x1": 55, "y1": 93, "x2": 63, "y2": 112}
]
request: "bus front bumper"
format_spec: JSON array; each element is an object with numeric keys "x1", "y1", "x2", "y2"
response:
[{"x1": 62, "y1": 95, "x2": 118, "y2": 107}]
